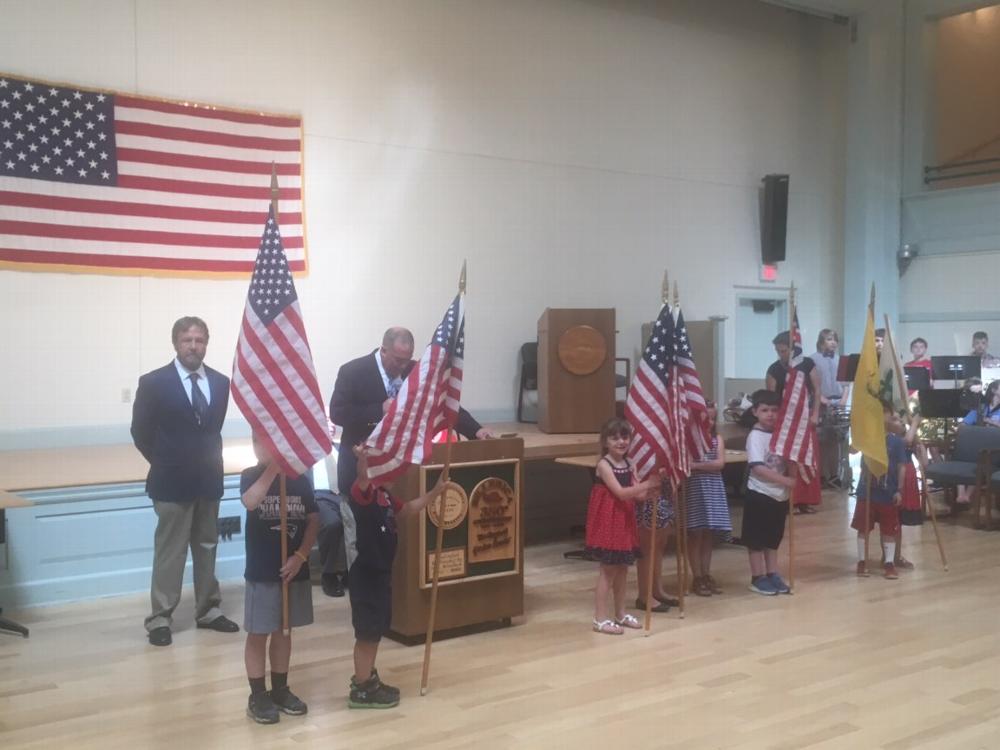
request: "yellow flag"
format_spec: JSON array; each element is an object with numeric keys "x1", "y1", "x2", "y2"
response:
[{"x1": 850, "y1": 297, "x2": 888, "y2": 477}]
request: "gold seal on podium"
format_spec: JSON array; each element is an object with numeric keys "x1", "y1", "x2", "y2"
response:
[{"x1": 427, "y1": 480, "x2": 469, "y2": 530}]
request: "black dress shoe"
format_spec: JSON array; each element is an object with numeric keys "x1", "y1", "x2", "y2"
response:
[
  {"x1": 196, "y1": 615, "x2": 239, "y2": 633},
  {"x1": 322, "y1": 575, "x2": 345, "y2": 598},
  {"x1": 148, "y1": 626, "x2": 172, "y2": 646}
]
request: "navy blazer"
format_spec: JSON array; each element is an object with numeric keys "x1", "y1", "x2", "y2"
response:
[
  {"x1": 329, "y1": 350, "x2": 481, "y2": 490},
  {"x1": 131, "y1": 361, "x2": 230, "y2": 503}
]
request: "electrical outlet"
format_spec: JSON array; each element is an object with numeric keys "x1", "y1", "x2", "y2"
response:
[
  {"x1": 121, "y1": 388, "x2": 132, "y2": 403},
  {"x1": 217, "y1": 516, "x2": 242, "y2": 541}
]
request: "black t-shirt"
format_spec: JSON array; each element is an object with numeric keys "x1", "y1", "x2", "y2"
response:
[
  {"x1": 240, "y1": 464, "x2": 318, "y2": 583},
  {"x1": 349, "y1": 481, "x2": 404, "y2": 572},
  {"x1": 766, "y1": 357, "x2": 816, "y2": 398}
]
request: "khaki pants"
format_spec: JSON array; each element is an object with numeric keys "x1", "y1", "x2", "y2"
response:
[{"x1": 145, "y1": 498, "x2": 223, "y2": 631}]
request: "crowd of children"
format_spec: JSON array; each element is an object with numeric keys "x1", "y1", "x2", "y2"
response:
[
  {"x1": 237, "y1": 363, "x2": 947, "y2": 718},
  {"x1": 581, "y1": 376, "x2": 937, "y2": 629}
]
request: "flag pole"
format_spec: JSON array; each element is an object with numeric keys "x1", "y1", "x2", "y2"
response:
[
  {"x1": 673, "y1": 281, "x2": 688, "y2": 618},
  {"x1": 269, "y1": 163, "x2": 291, "y2": 636},
  {"x1": 787, "y1": 282, "x2": 796, "y2": 591},
  {"x1": 921, "y1": 460, "x2": 949, "y2": 571},
  {"x1": 863, "y1": 472, "x2": 873, "y2": 574},
  {"x1": 643, "y1": 272, "x2": 669, "y2": 633},
  {"x1": 862, "y1": 285, "x2": 875, "y2": 576},
  {"x1": 885, "y1": 317, "x2": 949, "y2": 571},
  {"x1": 421, "y1": 261, "x2": 465, "y2": 695},
  {"x1": 884, "y1": 316, "x2": 908, "y2": 410}
]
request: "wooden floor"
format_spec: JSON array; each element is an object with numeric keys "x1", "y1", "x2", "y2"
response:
[{"x1": 3, "y1": 490, "x2": 1000, "y2": 750}]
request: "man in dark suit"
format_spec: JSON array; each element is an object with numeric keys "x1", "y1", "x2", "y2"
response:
[
  {"x1": 131, "y1": 316, "x2": 239, "y2": 646},
  {"x1": 321, "y1": 327, "x2": 491, "y2": 596}
]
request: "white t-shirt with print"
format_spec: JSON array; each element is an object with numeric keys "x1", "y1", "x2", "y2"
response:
[{"x1": 745, "y1": 427, "x2": 789, "y2": 501}]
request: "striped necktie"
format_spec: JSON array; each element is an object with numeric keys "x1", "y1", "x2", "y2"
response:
[{"x1": 189, "y1": 372, "x2": 208, "y2": 426}]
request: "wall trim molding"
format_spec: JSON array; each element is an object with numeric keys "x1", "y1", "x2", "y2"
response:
[{"x1": 900, "y1": 310, "x2": 1000, "y2": 323}]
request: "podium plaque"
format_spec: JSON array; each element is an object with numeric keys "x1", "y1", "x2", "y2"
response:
[{"x1": 389, "y1": 438, "x2": 524, "y2": 640}]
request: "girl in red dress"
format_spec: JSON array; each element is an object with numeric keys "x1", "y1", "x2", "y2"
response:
[{"x1": 585, "y1": 418, "x2": 660, "y2": 635}]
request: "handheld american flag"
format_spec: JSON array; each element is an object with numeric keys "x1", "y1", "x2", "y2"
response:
[
  {"x1": 365, "y1": 294, "x2": 465, "y2": 483},
  {"x1": 627, "y1": 300, "x2": 712, "y2": 485},
  {"x1": 769, "y1": 367, "x2": 817, "y2": 482},
  {"x1": 230, "y1": 208, "x2": 330, "y2": 477},
  {"x1": 790, "y1": 307, "x2": 804, "y2": 366},
  {"x1": 673, "y1": 305, "x2": 712, "y2": 460},
  {"x1": 627, "y1": 302, "x2": 683, "y2": 483}
]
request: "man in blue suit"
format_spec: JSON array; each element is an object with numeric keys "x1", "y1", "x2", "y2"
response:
[
  {"x1": 131, "y1": 316, "x2": 238, "y2": 646},
  {"x1": 321, "y1": 327, "x2": 491, "y2": 597},
  {"x1": 330, "y1": 327, "x2": 492, "y2": 499}
]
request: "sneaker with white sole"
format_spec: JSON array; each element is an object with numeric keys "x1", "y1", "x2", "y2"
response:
[
  {"x1": 748, "y1": 576, "x2": 779, "y2": 596},
  {"x1": 768, "y1": 573, "x2": 791, "y2": 594}
]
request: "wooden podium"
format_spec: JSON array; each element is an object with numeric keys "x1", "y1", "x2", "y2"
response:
[
  {"x1": 537, "y1": 308, "x2": 616, "y2": 433},
  {"x1": 389, "y1": 438, "x2": 524, "y2": 641}
]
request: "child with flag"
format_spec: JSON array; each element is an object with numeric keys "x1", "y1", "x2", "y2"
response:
[
  {"x1": 240, "y1": 433, "x2": 319, "y2": 724},
  {"x1": 743, "y1": 389, "x2": 797, "y2": 596},
  {"x1": 346, "y1": 445, "x2": 445, "y2": 708},
  {"x1": 852, "y1": 404, "x2": 907, "y2": 579},
  {"x1": 765, "y1": 329, "x2": 822, "y2": 512},
  {"x1": 850, "y1": 286, "x2": 892, "y2": 576}
]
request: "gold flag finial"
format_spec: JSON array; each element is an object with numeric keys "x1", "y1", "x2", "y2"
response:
[
  {"x1": 458, "y1": 260, "x2": 467, "y2": 293},
  {"x1": 869, "y1": 282, "x2": 876, "y2": 311},
  {"x1": 662, "y1": 270, "x2": 669, "y2": 304},
  {"x1": 269, "y1": 163, "x2": 279, "y2": 220},
  {"x1": 672, "y1": 280, "x2": 679, "y2": 306}
]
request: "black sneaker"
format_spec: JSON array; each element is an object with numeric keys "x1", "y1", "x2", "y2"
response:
[
  {"x1": 348, "y1": 673, "x2": 400, "y2": 709},
  {"x1": 321, "y1": 575, "x2": 345, "y2": 598},
  {"x1": 370, "y1": 669, "x2": 400, "y2": 699},
  {"x1": 270, "y1": 687, "x2": 308, "y2": 716},
  {"x1": 247, "y1": 692, "x2": 280, "y2": 724}
]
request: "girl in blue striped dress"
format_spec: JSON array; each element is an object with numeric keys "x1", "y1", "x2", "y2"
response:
[{"x1": 685, "y1": 401, "x2": 732, "y2": 596}]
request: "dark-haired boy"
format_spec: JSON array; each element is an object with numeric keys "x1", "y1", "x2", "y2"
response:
[
  {"x1": 240, "y1": 433, "x2": 319, "y2": 723},
  {"x1": 347, "y1": 446, "x2": 444, "y2": 708},
  {"x1": 743, "y1": 390, "x2": 797, "y2": 596}
]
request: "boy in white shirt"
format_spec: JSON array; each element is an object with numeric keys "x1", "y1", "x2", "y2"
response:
[{"x1": 743, "y1": 390, "x2": 798, "y2": 595}]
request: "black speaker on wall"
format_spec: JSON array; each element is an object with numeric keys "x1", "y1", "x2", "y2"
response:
[{"x1": 761, "y1": 174, "x2": 789, "y2": 264}]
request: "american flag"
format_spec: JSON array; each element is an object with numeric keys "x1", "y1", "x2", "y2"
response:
[
  {"x1": 0, "y1": 74, "x2": 303, "y2": 275},
  {"x1": 627, "y1": 303, "x2": 711, "y2": 485},
  {"x1": 365, "y1": 294, "x2": 465, "y2": 483},
  {"x1": 790, "y1": 307, "x2": 804, "y2": 365},
  {"x1": 627, "y1": 303, "x2": 683, "y2": 483},
  {"x1": 769, "y1": 367, "x2": 817, "y2": 482},
  {"x1": 230, "y1": 209, "x2": 329, "y2": 478},
  {"x1": 673, "y1": 305, "x2": 711, "y2": 460}
]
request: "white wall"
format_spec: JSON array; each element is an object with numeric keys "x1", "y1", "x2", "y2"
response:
[
  {"x1": 0, "y1": 0, "x2": 847, "y2": 445},
  {"x1": 899, "y1": 251, "x2": 1000, "y2": 358}
]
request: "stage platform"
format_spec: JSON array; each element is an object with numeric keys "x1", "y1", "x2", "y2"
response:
[
  {"x1": 0, "y1": 422, "x2": 600, "y2": 491},
  {"x1": 0, "y1": 424, "x2": 601, "y2": 608}
]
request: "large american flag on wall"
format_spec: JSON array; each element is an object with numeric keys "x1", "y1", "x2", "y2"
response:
[{"x1": 0, "y1": 74, "x2": 304, "y2": 275}]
